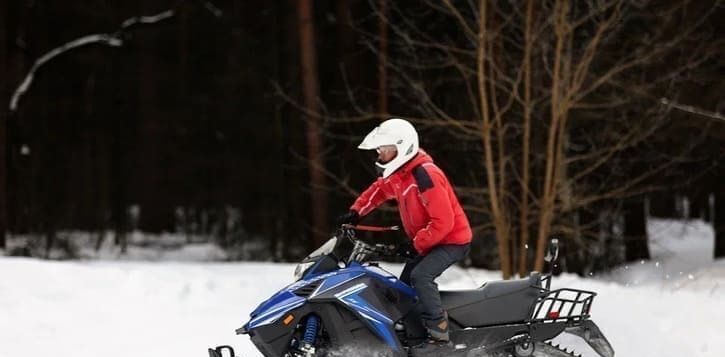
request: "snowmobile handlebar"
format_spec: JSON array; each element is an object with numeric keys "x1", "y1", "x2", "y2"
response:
[
  {"x1": 349, "y1": 240, "x2": 397, "y2": 262},
  {"x1": 337, "y1": 224, "x2": 409, "y2": 263},
  {"x1": 341, "y1": 223, "x2": 400, "y2": 232}
]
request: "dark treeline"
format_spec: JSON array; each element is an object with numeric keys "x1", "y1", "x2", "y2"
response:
[{"x1": 0, "y1": 0, "x2": 723, "y2": 275}]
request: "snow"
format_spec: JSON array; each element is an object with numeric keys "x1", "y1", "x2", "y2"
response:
[
  {"x1": 1, "y1": 218, "x2": 723, "y2": 357},
  {"x1": 602, "y1": 218, "x2": 722, "y2": 293}
]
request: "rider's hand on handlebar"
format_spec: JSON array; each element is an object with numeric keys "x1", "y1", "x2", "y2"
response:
[
  {"x1": 396, "y1": 240, "x2": 418, "y2": 259},
  {"x1": 337, "y1": 210, "x2": 360, "y2": 226},
  {"x1": 374, "y1": 244, "x2": 396, "y2": 256}
]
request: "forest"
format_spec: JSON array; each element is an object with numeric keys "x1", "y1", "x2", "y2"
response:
[{"x1": 1, "y1": 0, "x2": 723, "y2": 278}]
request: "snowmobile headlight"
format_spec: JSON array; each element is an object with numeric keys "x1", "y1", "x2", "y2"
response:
[{"x1": 294, "y1": 261, "x2": 315, "y2": 280}]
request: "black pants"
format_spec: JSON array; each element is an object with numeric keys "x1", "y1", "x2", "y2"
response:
[{"x1": 400, "y1": 243, "x2": 470, "y2": 321}]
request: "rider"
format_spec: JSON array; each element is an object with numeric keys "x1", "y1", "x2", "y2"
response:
[{"x1": 338, "y1": 118, "x2": 472, "y2": 350}]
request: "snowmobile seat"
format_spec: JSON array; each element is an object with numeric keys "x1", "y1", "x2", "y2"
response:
[{"x1": 441, "y1": 273, "x2": 542, "y2": 327}]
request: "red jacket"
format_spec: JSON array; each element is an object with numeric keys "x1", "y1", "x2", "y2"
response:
[{"x1": 351, "y1": 150, "x2": 472, "y2": 255}]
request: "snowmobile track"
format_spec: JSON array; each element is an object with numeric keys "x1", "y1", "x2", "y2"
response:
[{"x1": 531, "y1": 341, "x2": 583, "y2": 357}]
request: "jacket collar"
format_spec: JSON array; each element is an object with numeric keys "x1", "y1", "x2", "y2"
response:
[{"x1": 396, "y1": 149, "x2": 433, "y2": 177}]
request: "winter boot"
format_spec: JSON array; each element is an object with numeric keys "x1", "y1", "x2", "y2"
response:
[
  {"x1": 411, "y1": 315, "x2": 452, "y2": 356},
  {"x1": 424, "y1": 314, "x2": 450, "y2": 342}
]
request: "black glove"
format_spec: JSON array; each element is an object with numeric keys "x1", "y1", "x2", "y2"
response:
[
  {"x1": 396, "y1": 240, "x2": 418, "y2": 259},
  {"x1": 337, "y1": 210, "x2": 360, "y2": 226}
]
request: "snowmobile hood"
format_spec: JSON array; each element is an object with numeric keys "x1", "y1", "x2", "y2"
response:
[
  {"x1": 245, "y1": 290, "x2": 305, "y2": 331},
  {"x1": 244, "y1": 263, "x2": 416, "y2": 331}
]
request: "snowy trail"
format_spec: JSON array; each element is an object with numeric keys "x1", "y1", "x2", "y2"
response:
[
  {"x1": 0, "y1": 260, "x2": 295, "y2": 357},
  {"x1": 2, "y1": 259, "x2": 724, "y2": 357},
  {"x1": 1, "y1": 218, "x2": 723, "y2": 357}
]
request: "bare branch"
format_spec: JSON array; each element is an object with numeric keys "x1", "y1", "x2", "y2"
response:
[
  {"x1": 660, "y1": 98, "x2": 725, "y2": 123},
  {"x1": 9, "y1": 2, "x2": 224, "y2": 112}
]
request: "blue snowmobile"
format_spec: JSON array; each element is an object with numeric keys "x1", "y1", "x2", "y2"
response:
[{"x1": 209, "y1": 225, "x2": 614, "y2": 357}]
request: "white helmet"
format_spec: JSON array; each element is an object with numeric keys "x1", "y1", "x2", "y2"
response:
[{"x1": 358, "y1": 118, "x2": 419, "y2": 178}]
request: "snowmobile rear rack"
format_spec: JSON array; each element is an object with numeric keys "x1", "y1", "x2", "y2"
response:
[{"x1": 530, "y1": 288, "x2": 595, "y2": 324}]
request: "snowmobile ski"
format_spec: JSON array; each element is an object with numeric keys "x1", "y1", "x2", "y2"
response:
[{"x1": 207, "y1": 345, "x2": 235, "y2": 357}]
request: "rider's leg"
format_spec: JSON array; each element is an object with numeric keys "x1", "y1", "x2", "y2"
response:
[
  {"x1": 400, "y1": 255, "x2": 423, "y2": 285},
  {"x1": 409, "y1": 243, "x2": 470, "y2": 342}
]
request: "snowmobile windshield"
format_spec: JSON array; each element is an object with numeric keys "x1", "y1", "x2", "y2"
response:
[
  {"x1": 302, "y1": 237, "x2": 338, "y2": 262},
  {"x1": 294, "y1": 237, "x2": 338, "y2": 280}
]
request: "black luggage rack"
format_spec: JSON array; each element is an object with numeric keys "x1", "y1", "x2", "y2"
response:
[{"x1": 528, "y1": 288, "x2": 596, "y2": 324}]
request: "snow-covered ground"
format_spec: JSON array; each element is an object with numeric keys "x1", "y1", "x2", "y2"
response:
[{"x1": 1, "y1": 218, "x2": 723, "y2": 357}]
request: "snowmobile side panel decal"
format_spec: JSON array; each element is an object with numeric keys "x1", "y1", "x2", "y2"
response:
[
  {"x1": 287, "y1": 270, "x2": 339, "y2": 292},
  {"x1": 334, "y1": 282, "x2": 399, "y2": 350},
  {"x1": 250, "y1": 287, "x2": 306, "y2": 316},
  {"x1": 309, "y1": 264, "x2": 415, "y2": 299},
  {"x1": 247, "y1": 264, "x2": 412, "y2": 333},
  {"x1": 311, "y1": 271, "x2": 366, "y2": 297},
  {"x1": 247, "y1": 293, "x2": 306, "y2": 329}
]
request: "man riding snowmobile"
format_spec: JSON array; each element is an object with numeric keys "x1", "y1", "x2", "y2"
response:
[
  {"x1": 207, "y1": 119, "x2": 616, "y2": 357},
  {"x1": 209, "y1": 228, "x2": 615, "y2": 357},
  {"x1": 338, "y1": 118, "x2": 472, "y2": 354}
]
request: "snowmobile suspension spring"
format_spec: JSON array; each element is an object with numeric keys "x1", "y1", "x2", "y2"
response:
[{"x1": 302, "y1": 315, "x2": 319, "y2": 345}]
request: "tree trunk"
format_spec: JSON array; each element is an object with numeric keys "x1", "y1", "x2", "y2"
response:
[
  {"x1": 335, "y1": 0, "x2": 358, "y2": 92},
  {"x1": 715, "y1": 192, "x2": 725, "y2": 259},
  {"x1": 109, "y1": 18, "x2": 127, "y2": 252},
  {"x1": 133, "y1": 1, "x2": 173, "y2": 237},
  {"x1": 297, "y1": 0, "x2": 328, "y2": 247},
  {"x1": 648, "y1": 192, "x2": 675, "y2": 218},
  {"x1": 377, "y1": 0, "x2": 388, "y2": 117},
  {"x1": 269, "y1": 0, "x2": 289, "y2": 260},
  {"x1": 624, "y1": 199, "x2": 650, "y2": 262},
  {"x1": 518, "y1": 0, "x2": 535, "y2": 276},
  {"x1": 0, "y1": 2, "x2": 8, "y2": 249},
  {"x1": 535, "y1": 0, "x2": 569, "y2": 273},
  {"x1": 477, "y1": 0, "x2": 512, "y2": 279},
  {"x1": 6, "y1": 0, "x2": 29, "y2": 235},
  {"x1": 689, "y1": 190, "x2": 709, "y2": 222}
]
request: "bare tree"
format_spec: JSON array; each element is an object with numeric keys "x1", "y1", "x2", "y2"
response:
[
  {"x1": 0, "y1": 2, "x2": 9, "y2": 249},
  {"x1": 517, "y1": 0, "x2": 536, "y2": 277},
  {"x1": 378, "y1": 0, "x2": 389, "y2": 116},
  {"x1": 623, "y1": 199, "x2": 649, "y2": 262},
  {"x1": 0, "y1": 4, "x2": 7, "y2": 249},
  {"x1": 298, "y1": 0, "x2": 329, "y2": 247},
  {"x1": 716, "y1": 174, "x2": 725, "y2": 259},
  {"x1": 367, "y1": 0, "x2": 722, "y2": 278}
]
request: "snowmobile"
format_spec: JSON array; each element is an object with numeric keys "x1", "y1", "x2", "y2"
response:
[{"x1": 208, "y1": 224, "x2": 614, "y2": 357}]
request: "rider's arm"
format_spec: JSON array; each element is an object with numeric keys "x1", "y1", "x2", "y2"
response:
[
  {"x1": 350, "y1": 178, "x2": 394, "y2": 217},
  {"x1": 412, "y1": 167, "x2": 455, "y2": 255}
]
